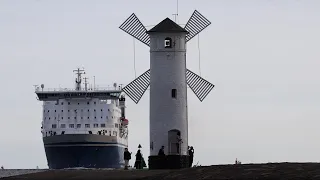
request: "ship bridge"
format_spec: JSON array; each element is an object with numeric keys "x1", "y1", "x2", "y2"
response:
[
  {"x1": 35, "y1": 88, "x2": 122, "y2": 101},
  {"x1": 35, "y1": 68, "x2": 123, "y2": 101}
]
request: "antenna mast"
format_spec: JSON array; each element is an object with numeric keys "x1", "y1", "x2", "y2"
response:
[
  {"x1": 83, "y1": 77, "x2": 89, "y2": 91},
  {"x1": 73, "y1": 68, "x2": 85, "y2": 91},
  {"x1": 172, "y1": 0, "x2": 179, "y2": 23}
]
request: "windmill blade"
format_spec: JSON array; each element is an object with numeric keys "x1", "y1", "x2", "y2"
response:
[
  {"x1": 186, "y1": 69, "x2": 214, "y2": 102},
  {"x1": 122, "y1": 69, "x2": 151, "y2": 104},
  {"x1": 119, "y1": 13, "x2": 150, "y2": 46},
  {"x1": 184, "y1": 10, "x2": 211, "y2": 42}
]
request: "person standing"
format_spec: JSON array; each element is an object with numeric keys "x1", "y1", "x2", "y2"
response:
[
  {"x1": 188, "y1": 146, "x2": 194, "y2": 167},
  {"x1": 124, "y1": 148, "x2": 131, "y2": 170},
  {"x1": 158, "y1": 146, "x2": 165, "y2": 156},
  {"x1": 134, "y1": 149, "x2": 143, "y2": 169}
]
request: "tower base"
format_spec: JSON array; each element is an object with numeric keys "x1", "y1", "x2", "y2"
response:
[{"x1": 148, "y1": 155, "x2": 189, "y2": 169}]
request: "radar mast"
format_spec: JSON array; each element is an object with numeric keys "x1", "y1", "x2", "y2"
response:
[{"x1": 73, "y1": 68, "x2": 85, "y2": 91}]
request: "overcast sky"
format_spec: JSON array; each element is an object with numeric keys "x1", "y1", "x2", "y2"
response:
[{"x1": 0, "y1": 0, "x2": 320, "y2": 168}]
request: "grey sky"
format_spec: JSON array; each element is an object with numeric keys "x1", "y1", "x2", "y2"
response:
[{"x1": 0, "y1": 0, "x2": 319, "y2": 168}]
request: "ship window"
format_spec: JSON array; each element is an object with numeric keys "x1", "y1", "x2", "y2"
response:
[
  {"x1": 61, "y1": 110, "x2": 63, "y2": 112},
  {"x1": 61, "y1": 102, "x2": 63, "y2": 105},
  {"x1": 85, "y1": 124, "x2": 90, "y2": 128},
  {"x1": 61, "y1": 124, "x2": 66, "y2": 128},
  {"x1": 94, "y1": 124, "x2": 98, "y2": 128},
  {"x1": 113, "y1": 131, "x2": 117, "y2": 136},
  {"x1": 81, "y1": 109, "x2": 83, "y2": 112},
  {"x1": 68, "y1": 102, "x2": 70, "y2": 105},
  {"x1": 49, "y1": 117, "x2": 51, "y2": 120},
  {"x1": 171, "y1": 89, "x2": 177, "y2": 98},
  {"x1": 55, "y1": 117, "x2": 56, "y2": 119},
  {"x1": 52, "y1": 124, "x2": 57, "y2": 128},
  {"x1": 112, "y1": 116, "x2": 114, "y2": 119},
  {"x1": 68, "y1": 117, "x2": 70, "y2": 119},
  {"x1": 55, "y1": 110, "x2": 56, "y2": 112},
  {"x1": 87, "y1": 102, "x2": 89, "y2": 105},
  {"x1": 101, "y1": 109, "x2": 103, "y2": 111},
  {"x1": 47, "y1": 110, "x2": 49, "y2": 112},
  {"x1": 94, "y1": 109, "x2": 96, "y2": 112},
  {"x1": 108, "y1": 109, "x2": 110, "y2": 111},
  {"x1": 78, "y1": 103, "x2": 80, "y2": 105},
  {"x1": 95, "y1": 116, "x2": 96, "y2": 119},
  {"x1": 164, "y1": 37, "x2": 172, "y2": 48},
  {"x1": 77, "y1": 124, "x2": 81, "y2": 128},
  {"x1": 44, "y1": 117, "x2": 46, "y2": 120},
  {"x1": 74, "y1": 117, "x2": 76, "y2": 119},
  {"x1": 81, "y1": 117, "x2": 83, "y2": 119},
  {"x1": 88, "y1": 109, "x2": 89, "y2": 112},
  {"x1": 87, "y1": 117, "x2": 89, "y2": 119},
  {"x1": 69, "y1": 124, "x2": 74, "y2": 128},
  {"x1": 101, "y1": 116, "x2": 103, "y2": 119},
  {"x1": 61, "y1": 117, "x2": 64, "y2": 119},
  {"x1": 94, "y1": 102, "x2": 96, "y2": 105},
  {"x1": 68, "y1": 110, "x2": 70, "y2": 112},
  {"x1": 101, "y1": 124, "x2": 106, "y2": 128},
  {"x1": 115, "y1": 124, "x2": 118, "y2": 128},
  {"x1": 106, "y1": 116, "x2": 108, "y2": 119}
]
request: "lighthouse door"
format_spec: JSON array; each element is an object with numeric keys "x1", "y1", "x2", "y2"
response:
[{"x1": 168, "y1": 129, "x2": 181, "y2": 155}]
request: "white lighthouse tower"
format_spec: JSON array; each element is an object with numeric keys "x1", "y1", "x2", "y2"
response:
[
  {"x1": 119, "y1": 10, "x2": 214, "y2": 169},
  {"x1": 147, "y1": 18, "x2": 189, "y2": 158}
]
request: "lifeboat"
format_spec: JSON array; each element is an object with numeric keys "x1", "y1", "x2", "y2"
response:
[{"x1": 121, "y1": 117, "x2": 129, "y2": 126}]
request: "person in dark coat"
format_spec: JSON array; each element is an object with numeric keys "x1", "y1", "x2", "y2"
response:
[
  {"x1": 134, "y1": 149, "x2": 143, "y2": 169},
  {"x1": 124, "y1": 148, "x2": 131, "y2": 170},
  {"x1": 188, "y1": 146, "x2": 194, "y2": 167},
  {"x1": 158, "y1": 146, "x2": 165, "y2": 156}
]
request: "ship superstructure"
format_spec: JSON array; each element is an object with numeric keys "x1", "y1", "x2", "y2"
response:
[{"x1": 35, "y1": 68, "x2": 129, "y2": 169}]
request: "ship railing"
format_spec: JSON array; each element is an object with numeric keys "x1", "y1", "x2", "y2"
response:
[{"x1": 35, "y1": 87, "x2": 122, "y2": 92}]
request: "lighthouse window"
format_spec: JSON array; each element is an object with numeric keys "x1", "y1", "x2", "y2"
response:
[
  {"x1": 171, "y1": 89, "x2": 177, "y2": 98},
  {"x1": 52, "y1": 124, "x2": 57, "y2": 128},
  {"x1": 61, "y1": 124, "x2": 66, "y2": 128},
  {"x1": 164, "y1": 37, "x2": 172, "y2": 48}
]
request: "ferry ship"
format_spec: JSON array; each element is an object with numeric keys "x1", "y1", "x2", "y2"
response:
[{"x1": 34, "y1": 68, "x2": 129, "y2": 169}]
